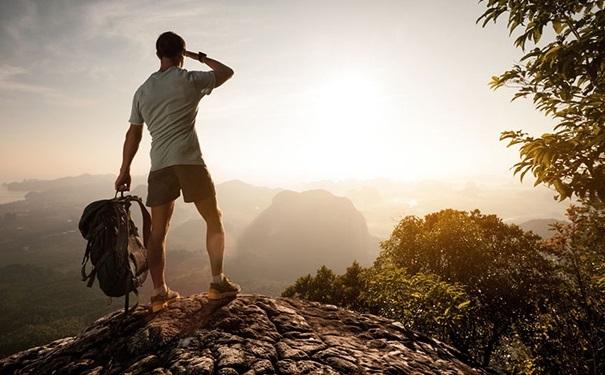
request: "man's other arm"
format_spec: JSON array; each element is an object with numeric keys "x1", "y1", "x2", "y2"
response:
[{"x1": 115, "y1": 124, "x2": 143, "y2": 191}]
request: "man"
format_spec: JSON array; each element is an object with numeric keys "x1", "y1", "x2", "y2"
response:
[{"x1": 115, "y1": 31, "x2": 240, "y2": 313}]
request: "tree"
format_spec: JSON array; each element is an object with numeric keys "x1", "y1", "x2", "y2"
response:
[
  {"x1": 282, "y1": 265, "x2": 339, "y2": 305},
  {"x1": 282, "y1": 262, "x2": 369, "y2": 310},
  {"x1": 334, "y1": 261, "x2": 367, "y2": 311},
  {"x1": 377, "y1": 209, "x2": 553, "y2": 367},
  {"x1": 523, "y1": 203, "x2": 605, "y2": 374},
  {"x1": 362, "y1": 263, "x2": 470, "y2": 341},
  {"x1": 282, "y1": 261, "x2": 471, "y2": 347},
  {"x1": 478, "y1": 0, "x2": 605, "y2": 204}
]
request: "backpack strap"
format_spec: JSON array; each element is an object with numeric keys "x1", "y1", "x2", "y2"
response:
[
  {"x1": 131, "y1": 196, "x2": 151, "y2": 248},
  {"x1": 122, "y1": 223, "x2": 143, "y2": 318},
  {"x1": 124, "y1": 289, "x2": 140, "y2": 318},
  {"x1": 122, "y1": 198, "x2": 147, "y2": 317},
  {"x1": 118, "y1": 194, "x2": 151, "y2": 248},
  {"x1": 124, "y1": 284, "x2": 131, "y2": 318},
  {"x1": 81, "y1": 241, "x2": 92, "y2": 276},
  {"x1": 83, "y1": 248, "x2": 114, "y2": 288}
]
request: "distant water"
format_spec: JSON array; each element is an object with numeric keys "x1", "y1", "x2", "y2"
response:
[{"x1": 0, "y1": 188, "x2": 27, "y2": 204}]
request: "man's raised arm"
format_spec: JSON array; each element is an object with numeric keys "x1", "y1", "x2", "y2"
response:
[{"x1": 185, "y1": 50, "x2": 234, "y2": 88}]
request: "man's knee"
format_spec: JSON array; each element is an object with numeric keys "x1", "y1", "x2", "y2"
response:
[
  {"x1": 195, "y1": 199, "x2": 223, "y2": 228},
  {"x1": 206, "y1": 208, "x2": 224, "y2": 232},
  {"x1": 150, "y1": 201, "x2": 175, "y2": 241}
]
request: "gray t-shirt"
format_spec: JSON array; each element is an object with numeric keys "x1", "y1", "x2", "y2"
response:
[{"x1": 129, "y1": 66, "x2": 215, "y2": 171}]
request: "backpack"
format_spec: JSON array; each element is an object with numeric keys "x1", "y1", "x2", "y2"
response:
[{"x1": 79, "y1": 192, "x2": 151, "y2": 316}]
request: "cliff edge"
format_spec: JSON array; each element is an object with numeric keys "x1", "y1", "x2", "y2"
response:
[{"x1": 0, "y1": 294, "x2": 493, "y2": 374}]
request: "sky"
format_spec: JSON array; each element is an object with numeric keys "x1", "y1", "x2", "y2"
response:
[{"x1": 0, "y1": 0, "x2": 557, "y2": 190}]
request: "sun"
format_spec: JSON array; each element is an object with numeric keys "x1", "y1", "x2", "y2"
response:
[
  {"x1": 304, "y1": 72, "x2": 390, "y2": 177},
  {"x1": 298, "y1": 69, "x2": 459, "y2": 182}
]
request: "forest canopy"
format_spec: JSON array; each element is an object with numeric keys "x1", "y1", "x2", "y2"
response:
[{"x1": 283, "y1": 207, "x2": 605, "y2": 373}]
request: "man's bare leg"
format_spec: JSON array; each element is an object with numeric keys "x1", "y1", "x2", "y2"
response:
[
  {"x1": 194, "y1": 196, "x2": 240, "y2": 299},
  {"x1": 194, "y1": 196, "x2": 225, "y2": 276},
  {"x1": 148, "y1": 200, "x2": 176, "y2": 289}
]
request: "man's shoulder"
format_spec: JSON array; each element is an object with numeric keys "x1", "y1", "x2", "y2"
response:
[
  {"x1": 135, "y1": 71, "x2": 163, "y2": 92},
  {"x1": 135, "y1": 72, "x2": 155, "y2": 85},
  {"x1": 184, "y1": 69, "x2": 216, "y2": 91},
  {"x1": 181, "y1": 68, "x2": 213, "y2": 79}
]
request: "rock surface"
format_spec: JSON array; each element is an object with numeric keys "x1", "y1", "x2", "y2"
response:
[{"x1": 0, "y1": 294, "x2": 493, "y2": 374}]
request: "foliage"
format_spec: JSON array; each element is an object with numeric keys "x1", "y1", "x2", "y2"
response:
[
  {"x1": 281, "y1": 205, "x2": 605, "y2": 373},
  {"x1": 282, "y1": 262, "x2": 367, "y2": 311},
  {"x1": 283, "y1": 209, "x2": 554, "y2": 369},
  {"x1": 376, "y1": 209, "x2": 553, "y2": 367},
  {"x1": 282, "y1": 261, "x2": 470, "y2": 345},
  {"x1": 282, "y1": 265, "x2": 340, "y2": 305},
  {"x1": 520, "y1": 204, "x2": 605, "y2": 374},
  {"x1": 362, "y1": 263, "x2": 470, "y2": 339},
  {"x1": 334, "y1": 261, "x2": 367, "y2": 311},
  {"x1": 478, "y1": 0, "x2": 605, "y2": 204}
]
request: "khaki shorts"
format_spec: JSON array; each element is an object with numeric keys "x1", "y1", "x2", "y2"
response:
[{"x1": 146, "y1": 164, "x2": 216, "y2": 207}]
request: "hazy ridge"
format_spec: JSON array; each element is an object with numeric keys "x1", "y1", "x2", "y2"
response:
[{"x1": 0, "y1": 174, "x2": 568, "y2": 356}]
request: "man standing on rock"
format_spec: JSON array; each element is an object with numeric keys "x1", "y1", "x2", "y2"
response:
[{"x1": 115, "y1": 31, "x2": 241, "y2": 312}]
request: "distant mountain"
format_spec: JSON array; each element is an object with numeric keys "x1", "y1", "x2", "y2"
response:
[
  {"x1": 518, "y1": 218, "x2": 569, "y2": 239},
  {"x1": 2, "y1": 174, "x2": 148, "y2": 209},
  {"x1": 0, "y1": 173, "x2": 568, "y2": 288},
  {"x1": 232, "y1": 189, "x2": 379, "y2": 281},
  {"x1": 167, "y1": 219, "x2": 241, "y2": 254},
  {"x1": 216, "y1": 180, "x2": 282, "y2": 228},
  {"x1": 304, "y1": 178, "x2": 569, "y2": 239},
  {"x1": 3, "y1": 174, "x2": 570, "y2": 240},
  {"x1": 4, "y1": 174, "x2": 119, "y2": 192},
  {"x1": 166, "y1": 180, "x2": 281, "y2": 252}
]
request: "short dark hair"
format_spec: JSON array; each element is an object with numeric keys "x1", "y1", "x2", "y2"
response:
[{"x1": 156, "y1": 31, "x2": 185, "y2": 58}]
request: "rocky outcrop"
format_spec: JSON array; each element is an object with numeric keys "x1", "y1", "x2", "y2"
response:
[{"x1": 0, "y1": 294, "x2": 493, "y2": 374}]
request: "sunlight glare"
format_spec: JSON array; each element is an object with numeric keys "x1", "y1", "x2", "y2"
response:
[{"x1": 307, "y1": 72, "x2": 389, "y2": 176}]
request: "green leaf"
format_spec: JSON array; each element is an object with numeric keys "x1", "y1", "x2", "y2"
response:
[{"x1": 552, "y1": 20, "x2": 564, "y2": 34}]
